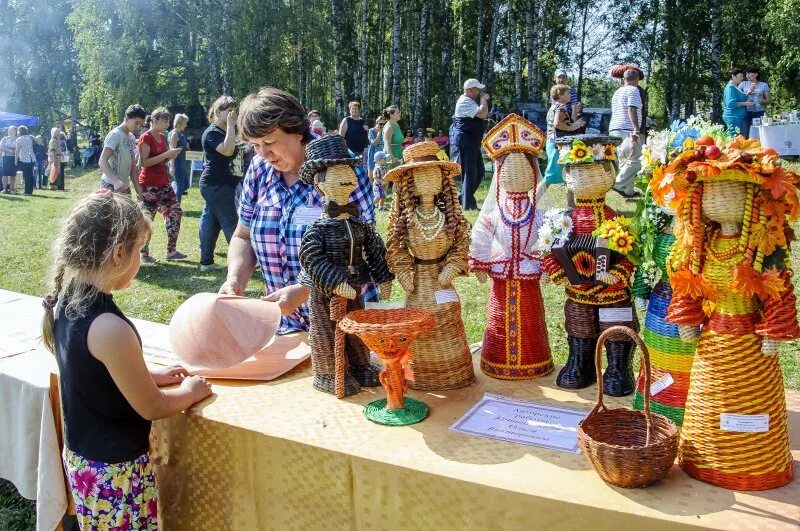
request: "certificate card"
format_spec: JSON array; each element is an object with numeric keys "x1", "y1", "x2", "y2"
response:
[{"x1": 449, "y1": 393, "x2": 588, "y2": 454}]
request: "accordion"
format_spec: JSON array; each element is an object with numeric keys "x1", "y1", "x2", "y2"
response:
[{"x1": 551, "y1": 234, "x2": 611, "y2": 285}]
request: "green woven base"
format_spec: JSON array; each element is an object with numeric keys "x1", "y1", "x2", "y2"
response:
[
  {"x1": 632, "y1": 391, "x2": 685, "y2": 426},
  {"x1": 364, "y1": 397, "x2": 429, "y2": 426}
]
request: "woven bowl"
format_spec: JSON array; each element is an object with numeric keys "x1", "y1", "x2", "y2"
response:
[{"x1": 577, "y1": 326, "x2": 679, "y2": 488}]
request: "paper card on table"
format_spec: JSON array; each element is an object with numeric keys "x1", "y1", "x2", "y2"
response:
[
  {"x1": 650, "y1": 373, "x2": 674, "y2": 396},
  {"x1": 720, "y1": 413, "x2": 769, "y2": 433},
  {"x1": 450, "y1": 393, "x2": 587, "y2": 454},
  {"x1": 292, "y1": 207, "x2": 323, "y2": 226},
  {"x1": 599, "y1": 307, "x2": 633, "y2": 323},
  {"x1": 434, "y1": 289, "x2": 460, "y2": 304},
  {"x1": 365, "y1": 301, "x2": 405, "y2": 310}
]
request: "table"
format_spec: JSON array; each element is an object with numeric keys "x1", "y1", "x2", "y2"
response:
[
  {"x1": 2, "y1": 288, "x2": 798, "y2": 530},
  {"x1": 751, "y1": 124, "x2": 800, "y2": 156}
]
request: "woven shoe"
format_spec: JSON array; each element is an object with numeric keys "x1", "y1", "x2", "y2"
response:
[
  {"x1": 603, "y1": 340, "x2": 635, "y2": 397},
  {"x1": 556, "y1": 337, "x2": 597, "y2": 389}
]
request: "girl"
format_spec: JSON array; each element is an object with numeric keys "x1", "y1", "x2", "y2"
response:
[{"x1": 42, "y1": 191, "x2": 212, "y2": 530}]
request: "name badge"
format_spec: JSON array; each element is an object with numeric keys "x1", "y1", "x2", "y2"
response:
[
  {"x1": 292, "y1": 206, "x2": 322, "y2": 226},
  {"x1": 599, "y1": 307, "x2": 633, "y2": 323}
]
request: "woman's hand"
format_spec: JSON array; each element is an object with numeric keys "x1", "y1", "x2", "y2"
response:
[
  {"x1": 263, "y1": 283, "x2": 311, "y2": 314},
  {"x1": 219, "y1": 278, "x2": 244, "y2": 296},
  {"x1": 150, "y1": 365, "x2": 190, "y2": 387},
  {"x1": 180, "y1": 375, "x2": 212, "y2": 402}
]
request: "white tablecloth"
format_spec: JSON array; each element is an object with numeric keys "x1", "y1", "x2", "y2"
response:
[
  {"x1": 752, "y1": 124, "x2": 800, "y2": 156},
  {"x1": 0, "y1": 291, "x2": 67, "y2": 531}
]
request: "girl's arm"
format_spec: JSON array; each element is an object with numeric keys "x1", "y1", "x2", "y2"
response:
[
  {"x1": 88, "y1": 313, "x2": 211, "y2": 420},
  {"x1": 554, "y1": 110, "x2": 581, "y2": 132},
  {"x1": 139, "y1": 141, "x2": 178, "y2": 168}
]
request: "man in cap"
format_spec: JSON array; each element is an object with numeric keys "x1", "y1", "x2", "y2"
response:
[{"x1": 451, "y1": 78, "x2": 490, "y2": 210}]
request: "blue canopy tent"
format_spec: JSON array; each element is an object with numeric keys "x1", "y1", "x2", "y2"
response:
[{"x1": 0, "y1": 111, "x2": 39, "y2": 128}]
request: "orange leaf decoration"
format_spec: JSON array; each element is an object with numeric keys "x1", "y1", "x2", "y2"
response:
[
  {"x1": 733, "y1": 264, "x2": 766, "y2": 299},
  {"x1": 761, "y1": 166, "x2": 795, "y2": 199},
  {"x1": 761, "y1": 268, "x2": 786, "y2": 301},
  {"x1": 669, "y1": 269, "x2": 717, "y2": 301},
  {"x1": 728, "y1": 136, "x2": 763, "y2": 155}
]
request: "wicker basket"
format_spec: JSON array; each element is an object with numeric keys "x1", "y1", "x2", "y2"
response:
[{"x1": 577, "y1": 326, "x2": 679, "y2": 488}]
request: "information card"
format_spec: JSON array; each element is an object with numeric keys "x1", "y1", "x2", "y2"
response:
[{"x1": 450, "y1": 393, "x2": 588, "y2": 454}]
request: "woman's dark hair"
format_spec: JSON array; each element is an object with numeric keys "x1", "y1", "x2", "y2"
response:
[
  {"x1": 238, "y1": 87, "x2": 311, "y2": 144},
  {"x1": 18, "y1": 125, "x2": 28, "y2": 135},
  {"x1": 125, "y1": 104, "x2": 147, "y2": 120},
  {"x1": 730, "y1": 68, "x2": 744, "y2": 78},
  {"x1": 382, "y1": 105, "x2": 399, "y2": 120},
  {"x1": 745, "y1": 66, "x2": 760, "y2": 79}
]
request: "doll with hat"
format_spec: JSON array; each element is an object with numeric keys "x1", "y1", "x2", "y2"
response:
[
  {"x1": 470, "y1": 114, "x2": 554, "y2": 379},
  {"x1": 539, "y1": 134, "x2": 638, "y2": 396},
  {"x1": 298, "y1": 135, "x2": 394, "y2": 396},
  {"x1": 385, "y1": 140, "x2": 475, "y2": 390},
  {"x1": 653, "y1": 136, "x2": 800, "y2": 490}
]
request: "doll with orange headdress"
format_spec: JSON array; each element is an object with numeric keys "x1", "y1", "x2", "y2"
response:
[
  {"x1": 469, "y1": 114, "x2": 553, "y2": 379},
  {"x1": 385, "y1": 141, "x2": 475, "y2": 391},
  {"x1": 653, "y1": 136, "x2": 800, "y2": 490}
]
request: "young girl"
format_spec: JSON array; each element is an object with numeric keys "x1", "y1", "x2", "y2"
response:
[
  {"x1": 372, "y1": 150, "x2": 389, "y2": 210},
  {"x1": 42, "y1": 190, "x2": 212, "y2": 530}
]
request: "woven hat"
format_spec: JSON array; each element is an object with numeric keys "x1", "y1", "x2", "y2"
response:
[
  {"x1": 299, "y1": 134, "x2": 361, "y2": 185},
  {"x1": 482, "y1": 114, "x2": 546, "y2": 159},
  {"x1": 384, "y1": 141, "x2": 461, "y2": 182},
  {"x1": 169, "y1": 293, "x2": 282, "y2": 370},
  {"x1": 555, "y1": 134, "x2": 621, "y2": 166}
]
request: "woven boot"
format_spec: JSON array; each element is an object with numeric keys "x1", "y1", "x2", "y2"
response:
[
  {"x1": 603, "y1": 340, "x2": 635, "y2": 397},
  {"x1": 313, "y1": 373, "x2": 361, "y2": 396},
  {"x1": 556, "y1": 336, "x2": 597, "y2": 389},
  {"x1": 350, "y1": 363, "x2": 381, "y2": 387}
]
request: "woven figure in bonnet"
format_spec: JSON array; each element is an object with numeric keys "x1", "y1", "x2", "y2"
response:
[
  {"x1": 470, "y1": 114, "x2": 553, "y2": 379},
  {"x1": 385, "y1": 141, "x2": 475, "y2": 390},
  {"x1": 540, "y1": 134, "x2": 638, "y2": 396},
  {"x1": 653, "y1": 136, "x2": 800, "y2": 490},
  {"x1": 298, "y1": 135, "x2": 394, "y2": 397}
]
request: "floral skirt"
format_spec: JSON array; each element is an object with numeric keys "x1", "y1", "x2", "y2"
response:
[{"x1": 64, "y1": 448, "x2": 158, "y2": 530}]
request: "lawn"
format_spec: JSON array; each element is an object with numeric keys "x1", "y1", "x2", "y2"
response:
[{"x1": 1, "y1": 166, "x2": 799, "y2": 528}]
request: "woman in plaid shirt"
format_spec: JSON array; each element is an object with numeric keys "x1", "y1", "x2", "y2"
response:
[{"x1": 218, "y1": 88, "x2": 376, "y2": 334}]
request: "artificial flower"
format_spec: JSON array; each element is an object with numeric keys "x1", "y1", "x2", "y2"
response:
[
  {"x1": 603, "y1": 144, "x2": 616, "y2": 161},
  {"x1": 591, "y1": 144, "x2": 603, "y2": 160},
  {"x1": 612, "y1": 233, "x2": 635, "y2": 253},
  {"x1": 570, "y1": 143, "x2": 590, "y2": 161}
]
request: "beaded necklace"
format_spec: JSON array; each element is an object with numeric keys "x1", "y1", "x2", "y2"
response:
[{"x1": 414, "y1": 206, "x2": 445, "y2": 241}]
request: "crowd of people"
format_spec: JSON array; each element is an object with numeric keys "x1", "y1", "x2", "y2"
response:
[
  {"x1": 0, "y1": 125, "x2": 72, "y2": 194},
  {"x1": 723, "y1": 66, "x2": 771, "y2": 138}
]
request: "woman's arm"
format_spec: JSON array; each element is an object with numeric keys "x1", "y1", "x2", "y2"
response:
[
  {"x1": 370, "y1": 129, "x2": 381, "y2": 146},
  {"x1": 215, "y1": 122, "x2": 237, "y2": 157},
  {"x1": 339, "y1": 118, "x2": 348, "y2": 137},
  {"x1": 383, "y1": 127, "x2": 397, "y2": 163},
  {"x1": 554, "y1": 110, "x2": 581, "y2": 132},
  {"x1": 219, "y1": 222, "x2": 257, "y2": 296},
  {"x1": 761, "y1": 86, "x2": 771, "y2": 105},
  {"x1": 88, "y1": 313, "x2": 211, "y2": 420}
]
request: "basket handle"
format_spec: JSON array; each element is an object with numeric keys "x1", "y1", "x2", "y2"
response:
[{"x1": 590, "y1": 325, "x2": 654, "y2": 446}]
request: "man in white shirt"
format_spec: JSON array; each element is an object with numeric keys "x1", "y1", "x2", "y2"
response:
[
  {"x1": 608, "y1": 69, "x2": 643, "y2": 199},
  {"x1": 451, "y1": 78, "x2": 490, "y2": 210},
  {"x1": 99, "y1": 104, "x2": 146, "y2": 196}
]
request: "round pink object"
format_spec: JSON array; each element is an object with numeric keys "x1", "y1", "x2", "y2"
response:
[{"x1": 169, "y1": 293, "x2": 282, "y2": 370}]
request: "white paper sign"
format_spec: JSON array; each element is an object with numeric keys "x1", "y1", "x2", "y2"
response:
[
  {"x1": 450, "y1": 393, "x2": 587, "y2": 453},
  {"x1": 292, "y1": 207, "x2": 323, "y2": 226},
  {"x1": 650, "y1": 373, "x2": 674, "y2": 395},
  {"x1": 599, "y1": 307, "x2": 633, "y2": 323},
  {"x1": 720, "y1": 413, "x2": 770, "y2": 433},
  {"x1": 434, "y1": 289, "x2": 460, "y2": 304}
]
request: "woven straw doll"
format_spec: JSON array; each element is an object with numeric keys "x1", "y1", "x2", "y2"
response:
[
  {"x1": 653, "y1": 136, "x2": 800, "y2": 490},
  {"x1": 385, "y1": 141, "x2": 475, "y2": 390},
  {"x1": 539, "y1": 135, "x2": 638, "y2": 396},
  {"x1": 470, "y1": 114, "x2": 553, "y2": 379},
  {"x1": 298, "y1": 135, "x2": 394, "y2": 396}
]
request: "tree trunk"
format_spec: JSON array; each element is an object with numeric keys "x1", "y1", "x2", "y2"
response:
[
  {"x1": 331, "y1": 0, "x2": 346, "y2": 120},
  {"x1": 645, "y1": 0, "x2": 659, "y2": 85},
  {"x1": 509, "y1": 4, "x2": 523, "y2": 104},
  {"x1": 441, "y1": 2, "x2": 453, "y2": 122},
  {"x1": 390, "y1": 0, "x2": 401, "y2": 105},
  {"x1": 525, "y1": 0, "x2": 538, "y2": 103},
  {"x1": 475, "y1": 0, "x2": 484, "y2": 80},
  {"x1": 710, "y1": 0, "x2": 722, "y2": 123},
  {"x1": 576, "y1": 1, "x2": 588, "y2": 100},
  {"x1": 485, "y1": 0, "x2": 501, "y2": 93},
  {"x1": 360, "y1": 0, "x2": 368, "y2": 111}
]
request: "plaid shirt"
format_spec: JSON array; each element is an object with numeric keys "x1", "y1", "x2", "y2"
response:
[{"x1": 239, "y1": 154, "x2": 376, "y2": 334}]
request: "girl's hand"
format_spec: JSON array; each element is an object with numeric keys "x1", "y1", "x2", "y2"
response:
[
  {"x1": 151, "y1": 365, "x2": 190, "y2": 386},
  {"x1": 181, "y1": 375, "x2": 212, "y2": 402}
]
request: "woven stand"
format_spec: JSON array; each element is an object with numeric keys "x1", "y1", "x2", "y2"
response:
[
  {"x1": 338, "y1": 308, "x2": 436, "y2": 426},
  {"x1": 577, "y1": 326, "x2": 679, "y2": 488}
]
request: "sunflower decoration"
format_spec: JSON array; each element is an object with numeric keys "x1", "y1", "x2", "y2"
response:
[
  {"x1": 558, "y1": 139, "x2": 598, "y2": 165},
  {"x1": 592, "y1": 217, "x2": 640, "y2": 261},
  {"x1": 603, "y1": 144, "x2": 616, "y2": 161}
]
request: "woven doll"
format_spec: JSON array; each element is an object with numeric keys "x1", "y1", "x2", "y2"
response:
[
  {"x1": 540, "y1": 135, "x2": 638, "y2": 396},
  {"x1": 470, "y1": 114, "x2": 553, "y2": 379},
  {"x1": 298, "y1": 135, "x2": 394, "y2": 396},
  {"x1": 385, "y1": 141, "x2": 475, "y2": 391},
  {"x1": 654, "y1": 136, "x2": 800, "y2": 490}
]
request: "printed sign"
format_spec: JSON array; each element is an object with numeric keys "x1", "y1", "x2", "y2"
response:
[
  {"x1": 434, "y1": 289, "x2": 460, "y2": 304},
  {"x1": 599, "y1": 307, "x2": 633, "y2": 323},
  {"x1": 720, "y1": 413, "x2": 770, "y2": 433}
]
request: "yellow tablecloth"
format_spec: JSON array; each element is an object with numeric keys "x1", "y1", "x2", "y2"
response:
[{"x1": 152, "y1": 354, "x2": 800, "y2": 530}]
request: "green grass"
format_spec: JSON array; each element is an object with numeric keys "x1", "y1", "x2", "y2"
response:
[{"x1": 1, "y1": 166, "x2": 799, "y2": 527}]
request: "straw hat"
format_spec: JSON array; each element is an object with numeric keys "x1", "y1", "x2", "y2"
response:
[
  {"x1": 482, "y1": 113, "x2": 546, "y2": 159},
  {"x1": 299, "y1": 134, "x2": 361, "y2": 185},
  {"x1": 169, "y1": 293, "x2": 282, "y2": 370},
  {"x1": 384, "y1": 141, "x2": 461, "y2": 182}
]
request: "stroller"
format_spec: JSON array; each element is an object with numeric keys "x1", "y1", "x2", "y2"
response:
[{"x1": 81, "y1": 146, "x2": 99, "y2": 168}]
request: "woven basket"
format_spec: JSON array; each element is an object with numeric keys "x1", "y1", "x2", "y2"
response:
[{"x1": 577, "y1": 326, "x2": 679, "y2": 488}]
